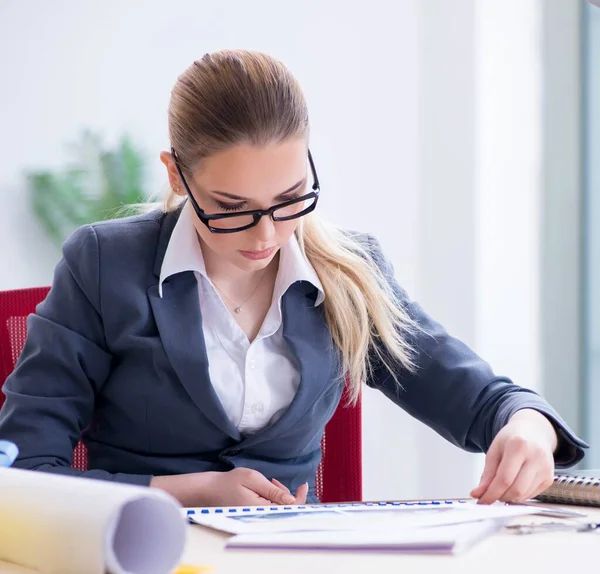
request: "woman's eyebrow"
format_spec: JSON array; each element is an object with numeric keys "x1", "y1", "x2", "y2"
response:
[{"x1": 210, "y1": 178, "x2": 306, "y2": 201}]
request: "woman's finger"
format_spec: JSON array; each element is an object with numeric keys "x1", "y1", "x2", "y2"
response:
[
  {"x1": 521, "y1": 455, "x2": 555, "y2": 501},
  {"x1": 476, "y1": 441, "x2": 526, "y2": 505},
  {"x1": 526, "y1": 474, "x2": 555, "y2": 502},
  {"x1": 294, "y1": 482, "x2": 309, "y2": 504},
  {"x1": 244, "y1": 474, "x2": 295, "y2": 505},
  {"x1": 500, "y1": 460, "x2": 539, "y2": 502},
  {"x1": 271, "y1": 478, "x2": 291, "y2": 495},
  {"x1": 238, "y1": 488, "x2": 276, "y2": 505},
  {"x1": 471, "y1": 441, "x2": 502, "y2": 500}
]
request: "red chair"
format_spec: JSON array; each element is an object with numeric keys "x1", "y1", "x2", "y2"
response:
[
  {"x1": 315, "y1": 383, "x2": 362, "y2": 502},
  {"x1": 0, "y1": 286, "x2": 362, "y2": 502},
  {"x1": 0, "y1": 286, "x2": 88, "y2": 471}
]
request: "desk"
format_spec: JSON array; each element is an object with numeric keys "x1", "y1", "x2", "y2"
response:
[
  {"x1": 181, "y1": 503, "x2": 600, "y2": 574},
  {"x1": 0, "y1": 504, "x2": 597, "y2": 574}
]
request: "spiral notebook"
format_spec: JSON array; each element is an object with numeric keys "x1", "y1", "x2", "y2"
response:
[{"x1": 535, "y1": 470, "x2": 600, "y2": 507}]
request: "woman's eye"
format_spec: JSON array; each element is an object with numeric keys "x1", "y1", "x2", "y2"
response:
[{"x1": 217, "y1": 201, "x2": 246, "y2": 212}]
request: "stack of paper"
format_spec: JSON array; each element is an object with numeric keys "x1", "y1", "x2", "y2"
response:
[
  {"x1": 187, "y1": 500, "x2": 540, "y2": 554},
  {"x1": 227, "y1": 520, "x2": 508, "y2": 554}
]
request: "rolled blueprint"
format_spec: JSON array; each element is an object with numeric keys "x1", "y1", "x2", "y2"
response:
[{"x1": 0, "y1": 467, "x2": 186, "y2": 574}]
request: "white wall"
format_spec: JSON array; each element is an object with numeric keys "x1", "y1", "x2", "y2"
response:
[
  {"x1": 583, "y1": 1, "x2": 600, "y2": 467},
  {"x1": 0, "y1": 0, "x2": 578, "y2": 499},
  {"x1": 541, "y1": 0, "x2": 584, "y2": 441},
  {"x1": 475, "y1": 0, "x2": 542, "y2": 395},
  {"x1": 413, "y1": 0, "x2": 481, "y2": 498},
  {"x1": 411, "y1": 0, "x2": 553, "y2": 497}
]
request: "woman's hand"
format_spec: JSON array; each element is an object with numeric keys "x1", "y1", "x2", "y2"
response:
[
  {"x1": 270, "y1": 477, "x2": 308, "y2": 505},
  {"x1": 470, "y1": 409, "x2": 557, "y2": 505},
  {"x1": 151, "y1": 467, "x2": 308, "y2": 508}
]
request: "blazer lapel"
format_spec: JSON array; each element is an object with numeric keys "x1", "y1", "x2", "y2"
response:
[
  {"x1": 242, "y1": 282, "x2": 342, "y2": 447},
  {"x1": 149, "y1": 210, "x2": 339, "y2": 445},
  {"x1": 148, "y1": 208, "x2": 241, "y2": 441}
]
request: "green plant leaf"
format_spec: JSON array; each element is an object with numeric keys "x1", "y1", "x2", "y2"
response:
[{"x1": 26, "y1": 130, "x2": 149, "y2": 245}]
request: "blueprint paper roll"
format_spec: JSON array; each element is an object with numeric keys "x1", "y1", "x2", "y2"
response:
[{"x1": 0, "y1": 467, "x2": 187, "y2": 574}]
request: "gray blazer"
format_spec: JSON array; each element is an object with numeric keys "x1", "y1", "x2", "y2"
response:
[{"x1": 0, "y1": 207, "x2": 587, "y2": 498}]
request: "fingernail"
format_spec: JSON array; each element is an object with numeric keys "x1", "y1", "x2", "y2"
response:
[{"x1": 283, "y1": 494, "x2": 295, "y2": 504}]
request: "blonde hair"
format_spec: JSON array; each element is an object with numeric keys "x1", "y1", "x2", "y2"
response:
[{"x1": 166, "y1": 50, "x2": 417, "y2": 402}]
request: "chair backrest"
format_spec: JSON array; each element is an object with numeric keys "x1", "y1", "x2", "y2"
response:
[
  {"x1": 0, "y1": 286, "x2": 362, "y2": 501},
  {"x1": 0, "y1": 287, "x2": 50, "y2": 387},
  {"x1": 315, "y1": 383, "x2": 363, "y2": 502},
  {"x1": 0, "y1": 286, "x2": 88, "y2": 471}
]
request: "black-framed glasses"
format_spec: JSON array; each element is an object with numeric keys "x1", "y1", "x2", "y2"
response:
[{"x1": 171, "y1": 147, "x2": 320, "y2": 233}]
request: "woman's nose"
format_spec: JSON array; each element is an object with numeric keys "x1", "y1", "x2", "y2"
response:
[{"x1": 251, "y1": 214, "x2": 276, "y2": 243}]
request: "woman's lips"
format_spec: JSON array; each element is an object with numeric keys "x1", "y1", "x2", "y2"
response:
[{"x1": 239, "y1": 246, "x2": 277, "y2": 260}]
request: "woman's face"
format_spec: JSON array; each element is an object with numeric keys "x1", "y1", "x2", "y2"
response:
[{"x1": 163, "y1": 138, "x2": 310, "y2": 274}]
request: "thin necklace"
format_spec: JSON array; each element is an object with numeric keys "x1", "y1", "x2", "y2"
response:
[{"x1": 211, "y1": 271, "x2": 268, "y2": 314}]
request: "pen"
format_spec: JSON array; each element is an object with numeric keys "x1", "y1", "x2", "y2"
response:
[
  {"x1": 174, "y1": 565, "x2": 213, "y2": 574},
  {"x1": 506, "y1": 501, "x2": 588, "y2": 519}
]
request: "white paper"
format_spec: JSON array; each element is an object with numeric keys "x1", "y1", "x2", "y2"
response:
[
  {"x1": 226, "y1": 518, "x2": 509, "y2": 554},
  {"x1": 0, "y1": 467, "x2": 187, "y2": 574},
  {"x1": 189, "y1": 500, "x2": 539, "y2": 535}
]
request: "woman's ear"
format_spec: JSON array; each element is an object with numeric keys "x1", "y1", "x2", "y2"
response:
[{"x1": 160, "y1": 151, "x2": 186, "y2": 197}]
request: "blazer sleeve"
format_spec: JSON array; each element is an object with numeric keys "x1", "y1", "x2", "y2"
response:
[
  {"x1": 364, "y1": 235, "x2": 588, "y2": 468},
  {"x1": 0, "y1": 225, "x2": 152, "y2": 486}
]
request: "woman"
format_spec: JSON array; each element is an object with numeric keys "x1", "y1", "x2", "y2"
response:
[{"x1": 0, "y1": 50, "x2": 587, "y2": 507}]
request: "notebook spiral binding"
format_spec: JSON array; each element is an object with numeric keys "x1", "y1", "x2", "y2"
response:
[{"x1": 535, "y1": 474, "x2": 600, "y2": 507}]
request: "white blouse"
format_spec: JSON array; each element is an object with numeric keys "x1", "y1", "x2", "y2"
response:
[{"x1": 159, "y1": 204, "x2": 325, "y2": 434}]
